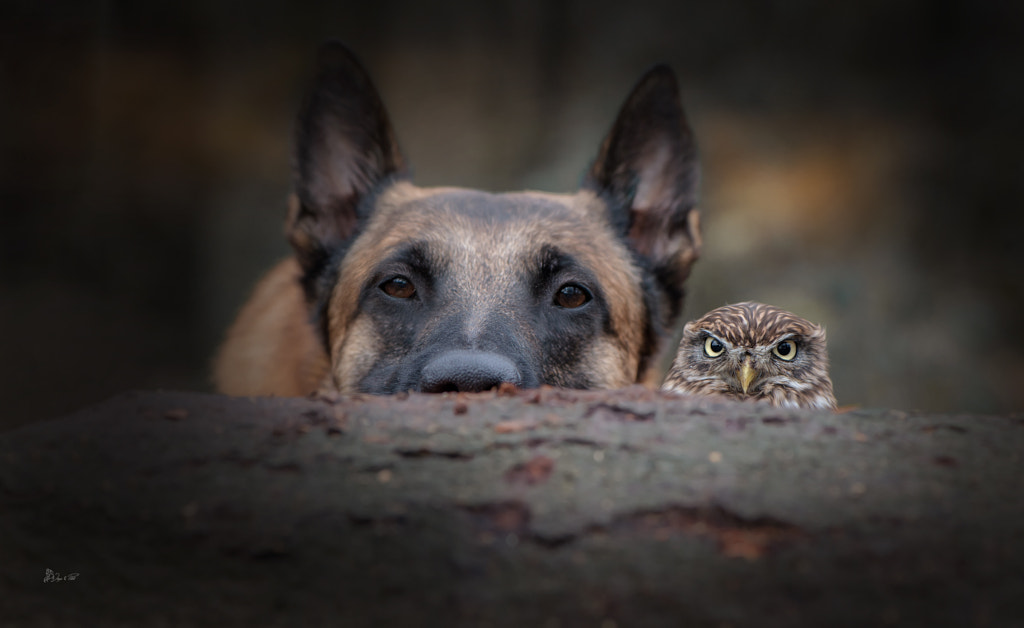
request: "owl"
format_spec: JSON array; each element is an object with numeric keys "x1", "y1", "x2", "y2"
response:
[{"x1": 662, "y1": 302, "x2": 837, "y2": 410}]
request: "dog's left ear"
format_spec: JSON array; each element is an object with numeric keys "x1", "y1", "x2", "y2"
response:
[
  {"x1": 586, "y1": 65, "x2": 702, "y2": 327},
  {"x1": 288, "y1": 41, "x2": 408, "y2": 297}
]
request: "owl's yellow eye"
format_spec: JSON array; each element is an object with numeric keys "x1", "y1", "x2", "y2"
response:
[
  {"x1": 704, "y1": 336, "x2": 725, "y2": 357},
  {"x1": 773, "y1": 340, "x2": 797, "y2": 361}
]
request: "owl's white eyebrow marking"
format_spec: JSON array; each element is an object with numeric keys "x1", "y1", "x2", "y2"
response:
[{"x1": 697, "y1": 330, "x2": 728, "y2": 346}]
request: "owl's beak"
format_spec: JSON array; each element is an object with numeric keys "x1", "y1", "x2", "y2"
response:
[{"x1": 738, "y1": 360, "x2": 757, "y2": 394}]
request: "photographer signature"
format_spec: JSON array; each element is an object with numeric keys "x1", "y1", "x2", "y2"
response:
[{"x1": 43, "y1": 568, "x2": 79, "y2": 583}]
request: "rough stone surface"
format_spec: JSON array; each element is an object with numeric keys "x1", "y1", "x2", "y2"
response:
[{"x1": 2, "y1": 388, "x2": 1022, "y2": 627}]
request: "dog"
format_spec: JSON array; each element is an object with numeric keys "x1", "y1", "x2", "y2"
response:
[{"x1": 213, "y1": 42, "x2": 702, "y2": 396}]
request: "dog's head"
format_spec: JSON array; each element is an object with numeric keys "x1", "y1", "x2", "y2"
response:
[{"x1": 287, "y1": 42, "x2": 701, "y2": 393}]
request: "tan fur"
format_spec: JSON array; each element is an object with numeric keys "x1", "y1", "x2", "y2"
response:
[
  {"x1": 333, "y1": 316, "x2": 381, "y2": 392},
  {"x1": 582, "y1": 339, "x2": 634, "y2": 389},
  {"x1": 212, "y1": 258, "x2": 329, "y2": 396}
]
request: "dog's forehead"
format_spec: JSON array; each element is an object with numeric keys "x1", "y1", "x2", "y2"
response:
[
  {"x1": 383, "y1": 185, "x2": 588, "y2": 226},
  {"x1": 367, "y1": 183, "x2": 616, "y2": 265}
]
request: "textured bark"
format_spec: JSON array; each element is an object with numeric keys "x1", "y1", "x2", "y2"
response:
[{"x1": 1, "y1": 388, "x2": 1022, "y2": 627}]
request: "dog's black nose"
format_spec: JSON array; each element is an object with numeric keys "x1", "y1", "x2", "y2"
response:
[{"x1": 420, "y1": 350, "x2": 522, "y2": 393}]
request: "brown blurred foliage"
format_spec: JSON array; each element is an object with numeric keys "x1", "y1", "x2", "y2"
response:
[{"x1": 2, "y1": 0, "x2": 1022, "y2": 428}]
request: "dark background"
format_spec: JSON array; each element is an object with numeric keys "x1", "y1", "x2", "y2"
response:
[{"x1": 2, "y1": 0, "x2": 1022, "y2": 429}]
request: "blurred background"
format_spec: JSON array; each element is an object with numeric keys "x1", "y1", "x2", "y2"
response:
[{"x1": 2, "y1": 0, "x2": 1023, "y2": 429}]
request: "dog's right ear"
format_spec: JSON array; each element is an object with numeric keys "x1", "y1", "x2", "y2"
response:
[
  {"x1": 585, "y1": 65, "x2": 702, "y2": 331},
  {"x1": 288, "y1": 41, "x2": 407, "y2": 292}
]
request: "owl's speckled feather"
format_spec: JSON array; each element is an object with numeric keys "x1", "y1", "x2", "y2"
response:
[{"x1": 663, "y1": 302, "x2": 837, "y2": 410}]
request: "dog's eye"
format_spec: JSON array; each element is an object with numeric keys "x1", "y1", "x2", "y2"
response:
[
  {"x1": 553, "y1": 283, "x2": 591, "y2": 309},
  {"x1": 379, "y1": 276, "x2": 416, "y2": 300}
]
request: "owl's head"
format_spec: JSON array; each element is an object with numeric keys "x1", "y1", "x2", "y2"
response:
[{"x1": 665, "y1": 302, "x2": 836, "y2": 410}]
